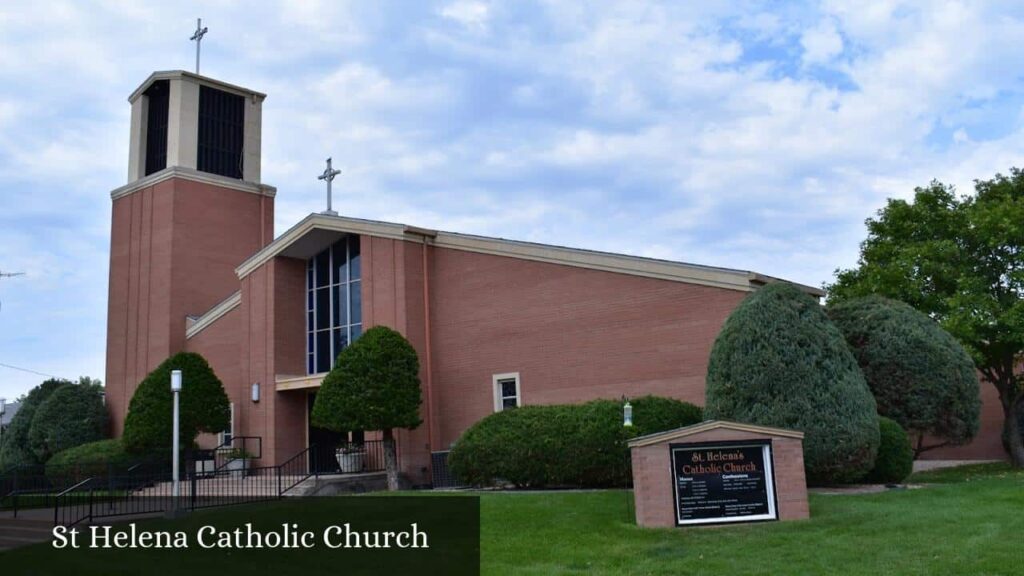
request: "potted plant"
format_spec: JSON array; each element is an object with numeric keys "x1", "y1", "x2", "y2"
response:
[
  {"x1": 335, "y1": 444, "x2": 366, "y2": 474},
  {"x1": 224, "y1": 448, "x2": 254, "y2": 478}
]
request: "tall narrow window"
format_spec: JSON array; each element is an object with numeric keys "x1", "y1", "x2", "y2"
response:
[
  {"x1": 307, "y1": 236, "x2": 362, "y2": 374},
  {"x1": 197, "y1": 85, "x2": 245, "y2": 179},
  {"x1": 144, "y1": 80, "x2": 169, "y2": 176}
]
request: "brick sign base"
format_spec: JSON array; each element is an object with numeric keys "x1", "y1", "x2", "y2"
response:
[{"x1": 629, "y1": 420, "x2": 810, "y2": 528}]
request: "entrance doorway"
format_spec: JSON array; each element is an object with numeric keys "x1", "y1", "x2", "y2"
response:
[{"x1": 307, "y1": 392, "x2": 346, "y2": 474}]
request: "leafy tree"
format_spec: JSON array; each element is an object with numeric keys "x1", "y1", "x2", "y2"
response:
[
  {"x1": 827, "y1": 296, "x2": 981, "y2": 456},
  {"x1": 0, "y1": 378, "x2": 71, "y2": 468},
  {"x1": 704, "y1": 282, "x2": 880, "y2": 485},
  {"x1": 28, "y1": 377, "x2": 108, "y2": 463},
  {"x1": 829, "y1": 170, "x2": 1024, "y2": 466},
  {"x1": 122, "y1": 352, "x2": 230, "y2": 454},
  {"x1": 312, "y1": 326, "x2": 422, "y2": 491}
]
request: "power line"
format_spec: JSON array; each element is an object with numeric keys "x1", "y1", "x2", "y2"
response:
[{"x1": 0, "y1": 362, "x2": 60, "y2": 379}]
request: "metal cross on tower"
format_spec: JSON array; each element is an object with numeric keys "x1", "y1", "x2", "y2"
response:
[
  {"x1": 190, "y1": 18, "x2": 209, "y2": 74},
  {"x1": 318, "y1": 158, "x2": 341, "y2": 216}
]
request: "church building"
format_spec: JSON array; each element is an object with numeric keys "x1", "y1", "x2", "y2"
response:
[{"x1": 104, "y1": 71, "x2": 1006, "y2": 487}]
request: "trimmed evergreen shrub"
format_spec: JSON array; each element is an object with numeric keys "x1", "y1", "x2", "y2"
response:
[
  {"x1": 0, "y1": 378, "x2": 71, "y2": 468},
  {"x1": 704, "y1": 282, "x2": 880, "y2": 485},
  {"x1": 122, "y1": 352, "x2": 230, "y2": 454},
  {"x1": 448, "y1": 396, "x2": 703, "y2": 488},
  {"x1": 865, "y1": 417, "x2": 913, "y2": 484},
  {"x1": 45, "y1": 439, "x2": 133, "y2": 479},
  {"x1": 312, "y1": 326, "x2": 423, "y2": 491},
  {"x1": 28, "y1": 378, "x2": 108, "y2": 463},
  {"x1": 827, "y1": 296, "x2": 980, "y2": 454}
]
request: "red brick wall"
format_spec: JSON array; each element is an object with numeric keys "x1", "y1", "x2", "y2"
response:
[
  {"x1": 105, "y1": 177, "x2": 273, "y2": 436},
  {"x1": 631, "y1": 428, "x2": 809, "y2": 528},
  {"x1": 427, "y1": 246, "x2": 747, "y2": 449}
]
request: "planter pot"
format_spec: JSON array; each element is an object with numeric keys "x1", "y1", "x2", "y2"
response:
[
  {"x1": 336, "y1": 450, "x2": 365, "y2": 474},
  {"x1": 225, "y1": 458, "x2": 249, "y2": 478}
]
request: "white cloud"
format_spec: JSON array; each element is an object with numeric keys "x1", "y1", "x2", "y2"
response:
[
  {"x1": 438, "y1": 1, "x2": 490, "y2": 32},
  {"x1": 800, "y1": 19, "x2": 844, "y2": 65}
]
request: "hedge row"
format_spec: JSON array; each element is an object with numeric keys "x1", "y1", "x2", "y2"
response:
[{"x1": 448, "y1": 396, "x2": 703, "y2": 488}]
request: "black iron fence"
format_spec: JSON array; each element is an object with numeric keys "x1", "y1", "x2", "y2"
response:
[{"x1": 51, "y1": 444, "x2": 320, "y2": 527}]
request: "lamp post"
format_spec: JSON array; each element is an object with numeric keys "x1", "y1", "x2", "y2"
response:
[
  {"x1": 623, "y1": 399, "x2": 633, "y2": 427},
  {"x1": 171, "y1": 370, "x2": 182, "y2": 500}
]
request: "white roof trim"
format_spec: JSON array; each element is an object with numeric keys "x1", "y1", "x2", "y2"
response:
[
  {"x1": 185, "y1": 291, "x2": 241, "y2": 340},
  {"x1": 129, "y1": 70, "x2": 266, "y2": 103},
  {"x1": 628, "y1": 420, "x2": 805, "y2": 447},
  {"x1": 111, "y1": 166, "x2": 276, "y2": 201},
  {"x1": 235, "y1": 214, "x2": 825, "y2": 296}
]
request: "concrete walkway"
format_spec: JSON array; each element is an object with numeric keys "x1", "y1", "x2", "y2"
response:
[{"x1": 912, "y1": 459, "x2": 1002, "y2": 472}]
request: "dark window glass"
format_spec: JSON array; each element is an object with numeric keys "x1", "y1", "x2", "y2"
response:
[
  {"x1": 339, "y1": 328, "x2": 347, "y2": 356},
  {"x1": 307, "y1": 236, "x2": 363, "y2": 374},
  {"x1": 333, "y1": 284, "x2": 348, "y2": 327},
  {"x1": 501, "y1": 380, "x2": 517, "y2": 398},
  {"x1": 315, "y1": 288, "x2": 330, "y2": 330},
  {"x1": 144, "y1": 80, "x2": 169, "y2": 176},
  {"x1": 350, "y1": 281, "x2": 362, "y2": 324},
  {"x1": 333, "y1": 239, "x2": 348, "y2": 284},
  {"x1": 307, "y1": 354, "x2": 314, "y2": 375},
  {"x1": 315, "y1": 252, "x2": 330, "y2": 288},
  {"x1": 349, "y1": 236, "x2": 361, "y2": 280},
  {"x1": 197, "y1": 86, "x2": 244, "y2": 179},
  {"x1": 502, "y1": 398, "x2": 518, "y2": 409},
  {"x1": 316, "y1": 331, "x2": 332, "y2": 373}
]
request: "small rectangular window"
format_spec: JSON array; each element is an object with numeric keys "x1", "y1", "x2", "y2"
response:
[
  {"x1": 492, "y1": 373, "x2": 521, "y2": 412},
  {"x1": 219, "y1": 403, "x2": 235, "y2": 445}
]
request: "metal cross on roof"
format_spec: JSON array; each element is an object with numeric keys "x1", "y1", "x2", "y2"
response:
[
  {"x1": 190, "y1": 18, "x2": 209, "y2": 74},
  {"x1": 318, "y1": 158, "x2": 341, "y2": 216}
]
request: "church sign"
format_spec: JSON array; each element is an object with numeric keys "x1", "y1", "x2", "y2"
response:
[
  {"x1": 628, "y1": 421, "x2": 809, "y2": 528},
  {"x1": 670, "y1": 440, "x2": 777, "y2": 525}
]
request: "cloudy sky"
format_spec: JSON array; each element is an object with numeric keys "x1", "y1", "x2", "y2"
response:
[{"x1": 1, "y1": 1, "x2": 1024, "y2": 399}]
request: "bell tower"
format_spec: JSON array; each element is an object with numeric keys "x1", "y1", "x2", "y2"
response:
[{"x1": 105, "y1": 71, "x2": 276, "y2": 435}]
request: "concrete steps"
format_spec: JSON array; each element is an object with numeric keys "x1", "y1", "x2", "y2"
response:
[{"x1": 0, "y1": 517, "x2": 53, "y2": 551}]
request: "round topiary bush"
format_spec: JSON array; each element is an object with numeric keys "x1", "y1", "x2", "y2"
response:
[
  {"x1": 28, "y1": 378, "x2": 107, "y2": 464},
  {"x1": 827, "y1": 296, "x2": 980, "y2": 454},
  {"x1": 704, "y1": 282, "x2": 880, "y2": 485},
  {"x1": 448, "y1": 396, "x2": 703, "y2": 488},
  {"x1": 865, "y1": 417, "x2": 913, "y2": 484},
  {"x1": 122, "y1": 352, "x2": 230, "y2": 454},
  {"x1": 45, "y1": 439, "x2": 134, "y2": 482},
  {"x1": 0, "y1": 378, "x2": 71, "y2": 469}
]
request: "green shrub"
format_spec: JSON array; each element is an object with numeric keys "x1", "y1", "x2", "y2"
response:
[
  {"x1": 122, "y1": 352, "x2": 230, "y2": 454},
  {"x1": 0, "y1": 378, "x2": 71, "y2": 468},
  {"x1": 312, "y1": 326, "x2": 423, "y2": 491},
  {"x1": 865, "y1": 417, "x2": 914, "y2": 484},
  {"x1": 704, "y1": 282, "x2": 880, "y2": 485},
  {"x1": 28, "y1": 378, "x2": 107, "y2": 463},
  {"x1": 448, "y1": 396, "x2": 703, "y2": 488},
  {"x1": 45, "y1": 439, "x2": 133, "y2": 479},
  {"x1": 828, "y1": 296, "x2": 980, "y2": 454}
]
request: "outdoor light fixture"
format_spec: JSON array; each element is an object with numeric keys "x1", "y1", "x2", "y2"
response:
[
  {"x1": 170, "y1": 369, "x2": 183, "y2": 501},
  {"x1": 623, "y1": 400, "x2": 633, "y2": 427},
  {"x1": 251, "y1": 382, "x2": 260, "y2": 403}
]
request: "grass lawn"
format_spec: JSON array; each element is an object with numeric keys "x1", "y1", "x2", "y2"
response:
[
  {"x1": 479, "y1": 463, "x2": 1024, "y2": 576},
  {"x1": 1, "y1": 463, "x2": 1021, "y2": 575}
]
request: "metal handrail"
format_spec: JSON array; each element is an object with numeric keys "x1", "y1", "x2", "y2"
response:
[{"x1": 53, "y1": 477, "x2": 95, "y2": 527}]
